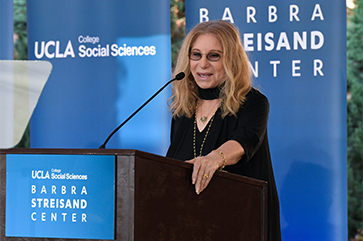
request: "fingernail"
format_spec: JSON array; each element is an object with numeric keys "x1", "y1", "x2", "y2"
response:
[
  {"x1": 192, "y1": 179, "x2": 196, "y2": 185},
  {"x1": 196, "y1": 188, "x2": 199, "y2": 195}
]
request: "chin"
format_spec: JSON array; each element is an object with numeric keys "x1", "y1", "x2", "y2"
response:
[
  {"x1": 195, "y1": 81, "x2": 214, "y2": 89},
  {"x1": 198, "y1": 83, "x2": 218, "y2": 89},
  {"x1": 197, "y1": 84, "x2": 211, "y2": 89}
]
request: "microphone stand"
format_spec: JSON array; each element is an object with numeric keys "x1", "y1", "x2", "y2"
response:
[{"x1": 99, "y1": 72, "x2": 185, "y2": 149}]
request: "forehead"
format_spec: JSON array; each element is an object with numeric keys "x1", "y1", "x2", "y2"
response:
[{"x1": 191, "y1": 34, "x2": 223, "y2": 51}]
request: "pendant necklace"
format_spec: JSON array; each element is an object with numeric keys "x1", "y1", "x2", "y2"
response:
[
  {"x1": 199, "y1": 100, "x2": 220, "y2": 123},
  {"x1": 193, "y1": 100, "x2": 219, "y2": 158},
  {"x1": 198, "y1": 86, "x2": 221, "y2": 123}
]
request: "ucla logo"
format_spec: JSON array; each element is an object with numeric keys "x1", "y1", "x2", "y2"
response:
[
  {"x1": 31, "y1": 170, "x2": 50, "y2": 179},
  {"x1": 34, "y1": 40, "x2": 75, "y2": 59}
]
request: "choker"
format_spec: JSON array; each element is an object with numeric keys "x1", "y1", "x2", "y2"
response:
[{"x1": 198, "y1": 86, "x2": 220, "y2": 100}]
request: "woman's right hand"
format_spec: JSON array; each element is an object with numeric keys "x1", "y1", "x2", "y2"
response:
[{"x1": 185, "y1": 151, "x2": 223, "y2": 194}]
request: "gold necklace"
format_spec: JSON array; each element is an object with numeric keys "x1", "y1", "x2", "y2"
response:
[
  {"x1": 199, "y1": 100, "x2": 220, "y2": 123},
  {"x1": 193, "y1": 101, "x2": 217, "y2": 158}
]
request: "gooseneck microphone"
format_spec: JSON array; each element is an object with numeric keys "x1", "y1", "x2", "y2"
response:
[{"x1": 99, "y1": 72, "x2": 185, "y2": 149}]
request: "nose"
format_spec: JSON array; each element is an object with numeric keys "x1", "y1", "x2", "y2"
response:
[{"x1": 199, "y1": 55, "x2": 210, "y2": 69}]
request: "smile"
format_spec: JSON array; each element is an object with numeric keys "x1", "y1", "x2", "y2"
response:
[{"x1": 198, "y1": 73, "x2": 212, "y2": 78}]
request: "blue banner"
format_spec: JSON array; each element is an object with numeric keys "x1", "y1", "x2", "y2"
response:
[
  {"x1": 27, "y1": 0, "x2": 172, "y2": 155},
  {"x1": 185, "y1": 1, "x2": 347, "y2": 240},
  {"x1": 6, "y1": 154, "x2": 115, "y2": 239},
  {"x1": 0, "y1": 0, "x2": 13, "y2": 59}
]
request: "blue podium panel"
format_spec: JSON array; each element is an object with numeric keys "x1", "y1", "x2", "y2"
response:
[{"x1": 6, "y1": 154, "x2": 115, "y2": 240}]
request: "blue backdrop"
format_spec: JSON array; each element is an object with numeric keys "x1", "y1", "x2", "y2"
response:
[
  {"x1": 27, "y1": 0, "x2": 172, "y2": 155},
  {"x1": 0, "y1": 0, "x2": 13, "y2": 60},
  {"x1": 186, "y1": 1, "x2": 347, "y2": 240}
]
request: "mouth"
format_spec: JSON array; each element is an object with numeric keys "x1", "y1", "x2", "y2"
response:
[{"x1": 198, "y1": 73, "x2": 212, "y2": 78}]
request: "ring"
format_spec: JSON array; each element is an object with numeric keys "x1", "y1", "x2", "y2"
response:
[{"x1": 203, "y1": 173, "x2": 209, "y2": 179}]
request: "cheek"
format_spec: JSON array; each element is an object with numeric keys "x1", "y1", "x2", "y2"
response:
[
  {"x1": 215, "y1": 64, "x2": 226, "y2": 76},
  {"x1": 190, "y1": 62, "x2": 197, "y2": 74}
]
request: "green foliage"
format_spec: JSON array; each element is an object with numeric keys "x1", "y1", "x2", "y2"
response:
[
  {"x1": 347, "y1": 0, "x2": 363, "y2": 239},
  {"x1": 170, "y1": 0, "x2": 185, "y2": 69},
  {"x1": 13, "y1": 0, "x2": 30, "y2": 148},
  {"x1": 13, "y1": 0, "x2": 27, "y2": 60}
]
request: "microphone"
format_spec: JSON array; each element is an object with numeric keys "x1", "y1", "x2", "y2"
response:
[{"x1": 99, "y1": 72, "x2": 185, "y2": 149}]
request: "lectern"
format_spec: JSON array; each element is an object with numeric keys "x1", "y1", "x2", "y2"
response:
[{"x1": 0, "y1": 149, "x2": 267, "y2": 241}]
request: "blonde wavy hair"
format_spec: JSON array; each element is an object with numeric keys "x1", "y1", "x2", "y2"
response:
[{"x1": 169, "y1": 20, "x2": 252, "y2": 118}]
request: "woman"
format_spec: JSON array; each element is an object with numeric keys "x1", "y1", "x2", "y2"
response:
[{"x1": 166, "y1": 20, "x2": 281, "y2": 240}]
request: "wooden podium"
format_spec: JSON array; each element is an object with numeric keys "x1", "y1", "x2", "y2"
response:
[{"x1": 0, "y1": 149, "x2": 267, "y2": 241}]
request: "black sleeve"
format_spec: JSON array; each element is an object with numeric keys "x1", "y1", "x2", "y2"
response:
[{"x1": 229, "y1": 89, "x2": 270, "y2": 163}]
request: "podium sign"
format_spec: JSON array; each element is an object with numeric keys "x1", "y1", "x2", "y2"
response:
[{"x1": 5, "y1": 154, "x2": 115, "y2": 239}]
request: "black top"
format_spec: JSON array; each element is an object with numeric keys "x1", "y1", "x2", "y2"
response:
[{"x1": 166, "y1": 88, "x2": 282, "y2": 241}]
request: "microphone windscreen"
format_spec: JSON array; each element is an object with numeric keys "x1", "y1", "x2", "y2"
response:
[{"x1": 175, "y1": 72, "x2": 185, "y2": 80}]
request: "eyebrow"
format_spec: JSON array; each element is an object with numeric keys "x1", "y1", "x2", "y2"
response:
[{"x1": 191, "y1": 48, "x2": 223, "y2": 53}]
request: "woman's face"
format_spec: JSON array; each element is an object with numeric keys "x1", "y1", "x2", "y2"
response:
[{"x1": 189, "y1": 34, "x2": 226, "y2": 89}]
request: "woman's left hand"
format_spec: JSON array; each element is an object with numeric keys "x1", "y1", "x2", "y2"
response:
[{"x1": 185, "y1": 152, "x2": 222, "y2": 194}]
